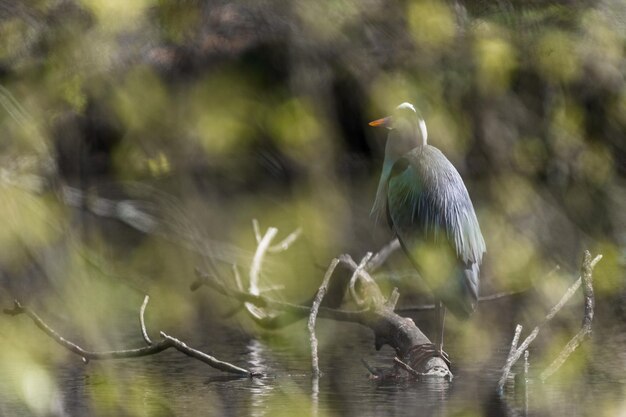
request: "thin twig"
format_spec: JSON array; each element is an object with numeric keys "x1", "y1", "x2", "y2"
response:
[
  {"x1": 524, "y1": 350, "x2": 529, "y2": 382},
  {"x1": 361, "y1": 358, "x2": 379, "y2": 377},
  {"x1": 508, "y1": 325, "x2": 523, "y2": 363},
  {"x1": 245, "y1": 226, "x2": 279, "y2": 320},
  {"x1": 308, "y1": 258, "x2": 340, "y2": 377},
  {"x1": 393, "y1": 357, "x2": 424, "y2": 379},
  {"x1": 160, "y1": 332, "x2": 258, "y2": 376},
  {"x1": 268, "y1": 228, "x2": 302, "y2": 253},
  {"x1": 4, "y1": 300, "x2": 258, "y2": 377},
  {"x1": 367, "y1": 238, "x2": 401, "y2": 272},
  {"x1": 524, "y1": 350, "x2": 530, "y2": 416},
  {"x1": 250, "y1": 227, "x2": 278, "y2": 295},
  {"x1": 194, "y1": 268, "x2": 369, "y2": 325},
  {"x1": 498, "y1": 324, "x2": 522, "y2": 391},
  {"x1": 140, "y1": 295, "x2": 152, "y2": 345},
  {"x1": 540, "y1": 252, "x2": 602, "y2": 381},
  {"x1": 397, "y1": 290, "x2": 527, "y2": 312},
  {"x1": 4, "y1": 300, "x2": 168, "y2": 362},
  {"x1": 348, "y1": 253, "x2": 372, "y2": 306},
  {"x1": 385, "y1": 288, "x2": 400, "y2": 310},
  {"x1": 339, "y1": 254, "x2": 386, "y2": 307},
  {"x1": 252, "y1": 219, "x2": 262, "y2": 244},
  {"x1": 233, "y1": 264, "x2": 244, "y2": 291},
  {"x1": 398, "y1": 266, "x2": 561, "y2": 312}
]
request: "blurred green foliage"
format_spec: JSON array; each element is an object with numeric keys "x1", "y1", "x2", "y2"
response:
[{"x1": 0, "y1": 0, "x2": 625, "y2": 415}]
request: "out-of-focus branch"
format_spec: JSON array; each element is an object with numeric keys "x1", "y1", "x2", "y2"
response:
[
  {"x1": 397, "y1": 266, "x2": 560, "y2": 313},
  {"x1": 367, "y1": 238, "x2": 400, "y2": 272},
  {"x1": 140, "y1": 295, "x2": 152, "y2": 345},
  {"x1": 339, "y1": 254, "x2": 385, "y2": 306},
  {"x1": 268, "y1": 228, "x2": 302, "y2": 253},
  {"x1": 236, "y1": 220, "x2": 303, "y2": 323},
  {"x1": 396, "y1": 290, "x2": 528, "y2": 312},
  {"x1": 4, "y1": 299, "x2": 259, "y2": 378},
  {"x1": 246, "y1": 222, "x2": 278, "y2": 321},
  {"x1": 192, "y1": 268, "x2": 369, "y2": 325},
  {"x1": 348, "y1": 252, "x2": 372, "y2": 306}
]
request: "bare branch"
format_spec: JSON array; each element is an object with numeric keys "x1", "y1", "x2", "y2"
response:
[
  {"x1": 250, "y1": 227, "x2": 278, "y2": 295},
  {"x1": 193, "y1": 268, "x2": 369, "y2": 326},
  {"x1": 308, "y1": 258, "x2": 340, "y2": 377},
  {"x1": 268, "y1": 227, "x2": 302, "y2": 253},
  {"x1": 160, "y1": 332, "x2": 258, "y2": 376},
  {"x1": 385, "y1": 288, "x2": 400, "y2": 310},
  {"x1": 339, "y1": 254, "x2": 385, "y2": 306},
  {"x1": 540, "y1": 252, "x2": 602, "y2": 381},
  {"x1": 4, "y1": 300, "x2": 258, "y2": 377},
  {"x1": 245, "y1": 226, "x2": 279, "y2": 321},
  {"x1": 232, "y1": 264, "x2": 244, "y2": 291},
  {"x1": 252, "y1": 219, "x2": 262, "y2": 244},
  {"x1": 477, "y1": 290, "x2": 527, "y2": 302},
  {"x1": 393, "y1": 357, "x2": 424, "y2": 379},
  {"x1": 361, "y1": 358, "x2": 379, "y2": 378},
  {"x1": 396, "y1": 290, "x2": 530, "y2": 312},
  {"x1": 398, "y1": 266, "x2": 560, "y2": 313},
  {"x1": 499, "y1": 324, "x2": 523, "y2": 390},
  {"x1": 498, "y1": 327, "x2": 540, "y2": 393},
  {"x1": 348, "y1": 253, "x2": 372, "y2": 306},
  {"x1": 140, "y1": 295, "x2": 152, "y2": 345},
  {"x1": 498, "y1": 252, "x2": 602, "y2": 392},
  {"x1": 508, "y1": 325, "x2": 523, "y2": 361},
  {"x1": 367, "y1": 239, "x2": 401, "y2": 272},
  {"x1": 524, "y1": 350, "x2": 530, "y2": 416},
  {"x1": 524, "y1": 350, "x2": 529, "y2": 382}
]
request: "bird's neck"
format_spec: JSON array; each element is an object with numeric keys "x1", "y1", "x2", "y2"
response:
[{"x1": 385, "y1": 129, "x2": 424, "y2": 161}]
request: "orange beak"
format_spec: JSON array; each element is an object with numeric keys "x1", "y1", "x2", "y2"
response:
[{"x1": 368, "y1": 116, "x2": 392, "y2": 128}]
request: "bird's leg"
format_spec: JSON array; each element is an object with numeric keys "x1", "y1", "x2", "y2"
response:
[{"x1": 435, "y1": 300, "x2": 446, "y2": 355}]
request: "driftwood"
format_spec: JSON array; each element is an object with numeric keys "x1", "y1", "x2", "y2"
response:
[
  {"x1": 191, "y1": 222, "x2": 452, "y2": 380},
  {"x1": 498, "y1": 250, "x2": 602, "y2": 392},
  {"x1": 4, "y1": 298, "x2": 260, "y2": 378}
]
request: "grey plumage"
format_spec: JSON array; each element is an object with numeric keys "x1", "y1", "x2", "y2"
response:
[{"x1": 388, "y1": 146, "x2": 485, "y2": 265}]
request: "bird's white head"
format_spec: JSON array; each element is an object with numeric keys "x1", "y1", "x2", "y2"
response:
[
  {"x1": 396, "y1": 101, "x2": 417, "y2": 112},
  {"x1": 369, "y1": 102, "x2": 428, "y2": 147}
]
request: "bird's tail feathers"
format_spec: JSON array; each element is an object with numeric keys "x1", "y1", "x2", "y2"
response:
[{"x1": 438, "y1": 262, "x2": 479, "y2": 319}]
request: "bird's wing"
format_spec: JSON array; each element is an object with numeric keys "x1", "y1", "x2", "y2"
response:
[{"x1": 386, "y1": 147, "x2": 486, "y2": 266}]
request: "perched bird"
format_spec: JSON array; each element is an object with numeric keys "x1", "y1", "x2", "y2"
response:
[{"x1": 369, "y1": 102, "x2": 486, "y2": 355}]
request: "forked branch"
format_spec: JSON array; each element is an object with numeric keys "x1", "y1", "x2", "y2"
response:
[
  {"x1": 498, "y1": 251, "x2": 602, "y2": 392},
  {"x1": 540, "y1": 251, "x2": 601, "y2": 381},
  {"x1": 194, "y1": 246, "x2": 451, "y2": 378}
]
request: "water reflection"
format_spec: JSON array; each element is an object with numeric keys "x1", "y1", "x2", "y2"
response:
[
  {"x1": 2, "y1": 315, "x2": 626, "y2": 416},
  {"x1": 246, "y1": 339, "x2": 275, "y2": 417},
  {"x1": 372, "y1": 378, "x2": 450, "y2": 417}
]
